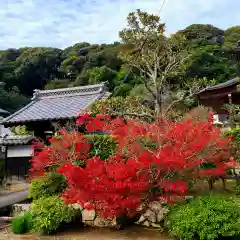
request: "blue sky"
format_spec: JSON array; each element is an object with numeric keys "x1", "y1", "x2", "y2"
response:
[{"x1": 0, "y1": 0, "x2": 240, "y2": 50}]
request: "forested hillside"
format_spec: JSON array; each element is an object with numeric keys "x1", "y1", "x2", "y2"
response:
[{"x1": 0, "y1": 24, "x2": 240, "y2": 113}]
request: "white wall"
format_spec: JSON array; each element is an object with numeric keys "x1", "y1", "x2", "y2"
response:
[
  {"x1": 0, "y1": 124, "x2": 12, "y2": 137},
  {"x1": 7, "y1": 145, "x2": 33, "y2": 158}
]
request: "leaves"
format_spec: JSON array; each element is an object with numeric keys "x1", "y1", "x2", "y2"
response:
[
  {"x1": 0, "y1": 21, "x2": 239, "y2": 113},
  {"x1": 166, "y1": 195, "x2": 240, "y2": 240},
  {"x1": 31, "y1": 196, "x2": 75, "y2": 234},
  {"x1": 30, "y1": 113, "x2": 234, "y2": 219}
]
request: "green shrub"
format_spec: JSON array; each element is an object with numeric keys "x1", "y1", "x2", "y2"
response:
[
  {"x1": 235, "y1": 182, "x2": 240, "y2": 195},
  {"x1": 165, "y1": 195, "x2": 240, "y2": 240},
  {"x1": 223, "y1": 128, "x2": 240, "y2": 167},
  {"x1": 31, "y1": 196, "x2": 75, "y2": 234},
  {"x1": 224, "y1": 128, "x2": 240, "y2": 146},
  {"x1": 12, "y1": 212, "x2": 33, "y2": 234},
  {"x1": 86, "y1": 134, "x2": 117, "y2": 160},
  {"x1": 29, "y1": 172, "x2": 67, "y2": 200}
]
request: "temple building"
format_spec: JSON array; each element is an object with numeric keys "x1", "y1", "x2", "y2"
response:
[
  {"x1": 2, "y1": 83, "x2": 109, "y2": 139},
  {"x1": 196, "y1": 77, "x2": 239, "y2": 126},
  {"x1": 1, "y1": 83, "x2": 109, "y2": 178}
]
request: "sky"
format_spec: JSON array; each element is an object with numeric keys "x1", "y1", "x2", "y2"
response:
[{"x1": 0, "y1": 0, "x2": 240, "y2": 50}]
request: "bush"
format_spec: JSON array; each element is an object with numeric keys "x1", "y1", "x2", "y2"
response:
[
  {"x1": 86, "y1": 134, "x2": 117, "y2": 160},
  {"x1": 12, "y1": 212, "x2": 33, "y2": 234},
  {"x1": 223, "y1": 128, "x2": 240, "y2": 171},
  {"x1": 224, "y1": 128, "x2": 240, "y2": 146},
  {"x1": 165, "y1": 195, "x2": 240, "y2": 240},
  {"x1": 29, "y1": 172, "x2": 67, "y2": 200},
  {"x1": 31, "y1": 196, "x2": 75, "y2": 234}
]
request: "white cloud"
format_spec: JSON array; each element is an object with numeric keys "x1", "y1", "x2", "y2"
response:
[{"x1": 0, "y1": 0, "x2": 239, "y2": 49}]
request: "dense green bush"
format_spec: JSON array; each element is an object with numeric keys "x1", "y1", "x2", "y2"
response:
[
  {"x1": 29, "y1": 172, "x2": 67, "y2": 200},
  {"x1": 86, "y1": 134, "x2": 117, "y2": 160},
  {"x1": 223, "y1": 128, "x2": 240, "y2": 171},
  {"x1": 12, "y1": 212, "x2": 33, "y2": 234},
  {"x1": 31, "y1": 196, "x2": 75, "y2": 234},
  {"x1": 224, "y1": 128, "x2": 240, "y2": 146},
  {"x1": 165, "y1": 195, "x2": 240, "y2": 240}
]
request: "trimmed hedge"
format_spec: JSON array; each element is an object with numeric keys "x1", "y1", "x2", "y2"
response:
[
  {"x1": 31, "y1": 196, "x2": 75, "y2": 234},
  {"x1": 29, "y1": 172, "x2": 67, "y2": 200},
  {"x1": 165, "y1": 195, "x2": 240, "y2": 240},
  {"x1": 12, "y1": 212, "x2": 33, "y2": 234}
]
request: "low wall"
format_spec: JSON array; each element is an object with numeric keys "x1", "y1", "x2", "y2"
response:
[
  {"x1": 12, "y1": 202, "x2": 169, "y2": 230},
  {"x1": 70, "y1": 202, "x2": 169, "y2": 229}
]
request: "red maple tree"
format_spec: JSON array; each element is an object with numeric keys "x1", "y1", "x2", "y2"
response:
[{"x1": 30, "y1": 112, "x2": 236, "y2": 219}]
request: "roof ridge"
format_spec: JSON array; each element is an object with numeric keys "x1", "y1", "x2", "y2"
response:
[
  {"x1": 196, "y1": 78, "x2": 238, "y2": 95},
  {"x1": 5, "y1": 135, "x2": 34, "y2": 139},
  {"x1": 2, "y1": 83, "x2": 110, "y2": 126},
  {"x1": 32, "y1": 83, "x2": 106, "y2": 99}
]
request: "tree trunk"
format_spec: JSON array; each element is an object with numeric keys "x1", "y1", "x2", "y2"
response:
[
  {"x1": 208, "y1": 178, "x2": 214, "y2": 190},
  {"x1": 155, "y1": 100, "x2": 161, "y2": 120},
  {"x1": 155, "y1": 89, "x2": 163, "y2": 120},
  {"x1": 221, "y1": 177, "x2": 226, "y2": 190}
]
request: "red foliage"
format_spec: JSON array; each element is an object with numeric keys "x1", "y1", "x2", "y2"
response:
[
  {"x1": 30, "y1": 130, "x2": 90, "y2": 178},
  {"x1": 30, "y1": 112, "x2": 236, "y2": 219}
]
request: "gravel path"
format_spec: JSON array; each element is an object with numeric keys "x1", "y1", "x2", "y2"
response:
[{"x1": 0, "y1": 226, "x2": 173, "y2": 240}]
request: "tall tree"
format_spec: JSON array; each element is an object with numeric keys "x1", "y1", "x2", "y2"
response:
[
  {"x1": 14, "y1": 47, "x2": 62, "y2": 95},
  {"x1": 0, "y1": 84, "x2": 28, "y2": 112},
  {"x1": 119, "y1": 9, "x2": 193, "y2": 120}
]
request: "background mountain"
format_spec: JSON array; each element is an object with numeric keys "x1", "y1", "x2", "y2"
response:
[{"x1": 0, "y1": 24, "x2": 240, "y2": 113}]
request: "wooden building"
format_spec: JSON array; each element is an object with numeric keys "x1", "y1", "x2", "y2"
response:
[
  {"x1": 1, "y1": 83, "x2": 109, "y2": 178},
  {"x1": 196, "y1": 77, "x2": 239, "y2": 125},
  {"x1": 2, "y1": 83, "x2": 109, "y2": 140},
  {"x1": 0, "y1": 135, "x2": 35, "y2": 179},
  {"x1": 0, "y1": 109, "x2": 11, "y2": 161}
]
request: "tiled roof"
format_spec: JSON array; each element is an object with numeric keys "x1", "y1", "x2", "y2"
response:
[
  {"x1": 196, "y1": 78, "x2": 238, "y2": 94},
  {"x1": 3, "y1": 83, "x2": 109, "y2": 125},
  {"x1": 0, "y1": 135, "x2": 35, "y2": 146}
]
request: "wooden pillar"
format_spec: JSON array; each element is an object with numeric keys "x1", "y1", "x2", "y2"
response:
[{"x1": 4, "y1": 146, "x2": 8, "y2": 180}]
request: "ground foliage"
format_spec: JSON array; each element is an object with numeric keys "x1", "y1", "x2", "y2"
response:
[{"x1": 166, "y1": 194, "x2": 240, "y2": 240}]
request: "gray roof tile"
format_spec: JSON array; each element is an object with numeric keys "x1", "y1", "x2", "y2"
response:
[
  {"x1": 0, "y1": 135, "x2": 35, "y2": 146},
  {"x1": 3, "y1": 83, "x2": 109, "y2": 125},
  {"x1": 196, "y1": 78, "x2": 238, "y2": 94}
]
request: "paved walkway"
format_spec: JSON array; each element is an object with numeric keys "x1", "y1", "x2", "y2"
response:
[{"x1": 0, "y1": 188, "x2": 29, "y2": 208}]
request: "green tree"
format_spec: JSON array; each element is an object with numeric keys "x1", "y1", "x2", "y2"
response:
[
  {"x1": 59, "y1": 56, "x2": 86, "y2": 80},
  {"x1": 0, "y1": 85, "x2": 28, "y2": 112},
  {"x1": 177, "y1": 24, "x2": 224, "y2": 47},
  {"x1": 224, "y1": 26, "x2": 240, "y2": 49},
  {"x1": 0, "y1": 49, "x2": 21, "y2": 89},
  {"x1": 85, "y1": 66, "x2": 117, "y2": 90},
  {"x1": 44, "y1": 78, "x2": 70, "y2": 90},
  {"x1": 14, "y1": 47, "x2": 62, "y2": 95},
  {"x1": 119, "y1": 9, "x2": 191, "y2": 120},
  {"x1": 61, "y1": 42, "x2": 91, "y2": 59},
  {"x1": 177, "y1": 24, "x2": 238, "y2": 84},
  {"x1": 90, "y1": 96, "x2": 154, "y2": 122}
]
